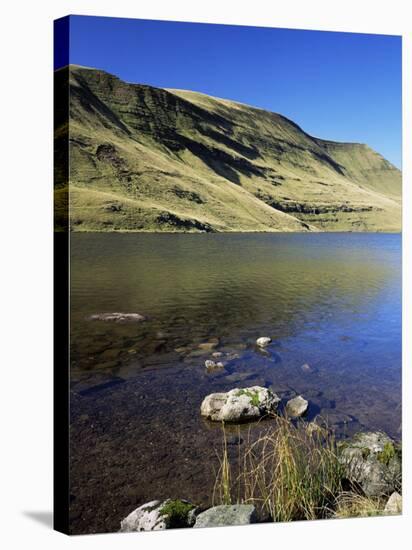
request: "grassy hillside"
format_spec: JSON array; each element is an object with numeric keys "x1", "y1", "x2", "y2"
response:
[{"x1": 55, "y1": 65, "x2": 401, "y2": 232}]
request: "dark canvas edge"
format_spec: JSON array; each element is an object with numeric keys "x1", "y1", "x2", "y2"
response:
[{"x1": 53, "y1": 15, "x2": 70, "y2": 535}]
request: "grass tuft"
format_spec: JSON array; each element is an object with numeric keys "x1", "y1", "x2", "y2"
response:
[
  {"x1": 333, "y1": 492, "x2": 384, "y2": 518},
  {"x1": 214, "y1": 416, "x2": 349, "y2": 521},
  {"x1": 213, "y1": 424, "x2": 233, "y2": 505}
]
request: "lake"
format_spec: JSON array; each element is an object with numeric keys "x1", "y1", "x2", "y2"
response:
[{"x1": 69, "y1": 233, "x2": 401, "y2": 533}]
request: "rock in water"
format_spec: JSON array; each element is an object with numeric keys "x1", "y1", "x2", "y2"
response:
[
  {"x1": 194, "y1": 505, "x2": 257, "y2": 528},
  {"x1": 89, "y1": 312, "x2": 145, "y2": 323},
  {"x1": 338, "y1": 432, "x2": 402, "y2": 497},
  {"x1": 205, "y1": 359, "x2": 225, "y2": 371},
  {"x1": 384, "y1": 492, "x2": 402, "y2": 514},
  {"x1": 256, "y1": 337, "x2": 272, "y2": 347},
  {"x1": 200, "y1": 386, "x2": 280, "y2": 422},
  {"x1": 120, "y1": 499, "x2": 197, "y2": 531},
  {"x1": 285, "y1": 395, "x2": 309, "y2": 417}
]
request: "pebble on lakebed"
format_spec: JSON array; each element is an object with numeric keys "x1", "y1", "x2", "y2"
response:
[{"x1": 201, "y1": 386, "x2": 280, "y2": 422}]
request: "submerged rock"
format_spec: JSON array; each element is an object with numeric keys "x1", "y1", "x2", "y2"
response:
[
  {"x1": 227, "y1": 352, "x2": 240, "y2": 360},
  {"x1": 120, "y1": 499, "x2": 197, "y2": 531},
  {"x1": 198, "y1": 340, "x2": 219, "y2": 351},
  {"x1": 256, "y1": 337, "x2": 272, "y2": 347},
  {"x1": 224, "y1": 372, "x2": 254, "y2": 383},
  {"x1": 88, "y1": 312, "x2": 145, "y2": 323},
  {"x1": 194, "y1": 505, "x2": 257, "y2": 528},
  {"x1": 300, "y1": 363, "x2": 319, "y2": 374},
  {"x1": 285, "y1": 395, "x2": 308, "y2": 417},
  {"x1": 201, "y1": 386, "x2": 280, "y2": 422},
  {"x1": 384, "y1": 492, "x2": 402, "y2": 514},
  {"x1": 338, "y1": 432, "x2": 401, "y2": 497}
]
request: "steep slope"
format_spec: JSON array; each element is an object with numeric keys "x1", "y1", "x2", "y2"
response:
[{"x1": 55, "y1": 65, "x2": 401, "y2": 232}]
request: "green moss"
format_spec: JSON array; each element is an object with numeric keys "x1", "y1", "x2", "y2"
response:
[
  {"x1": 236, "y1": 389, "x2": 260, "y2": 407},
  {"x1": 377, "y1": 442, "x2": 396, "y2": 466},
  {"x1": 159, "y1": 499, "x2": 195, "y2": 528}
]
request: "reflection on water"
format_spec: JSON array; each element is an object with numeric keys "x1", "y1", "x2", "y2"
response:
[
  {"x1": 71, "y1": 234, "x2": 401, "y2": 388},
  {"x1": 69, "y1": 233, "x2": 401, "y2": 534}
]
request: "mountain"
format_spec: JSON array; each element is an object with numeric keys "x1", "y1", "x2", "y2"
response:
[{"x1": 54, "y1": 65, "x2": 401, "y2": 232}]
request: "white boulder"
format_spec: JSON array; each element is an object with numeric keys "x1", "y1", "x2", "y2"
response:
[
  {"x1": 256, "y1": 337, "x2": 272, "y2": 347},
  {"x1": 201, "y1": 386, "x2": 280, "y2": 422},
  {"x1": 120, "y1": 499, "x2": 196, "y2": 532}
]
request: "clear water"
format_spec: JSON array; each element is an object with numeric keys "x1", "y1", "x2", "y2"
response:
[{"x1": 69, "y1": 233, "x2": 401, "y2": 533}]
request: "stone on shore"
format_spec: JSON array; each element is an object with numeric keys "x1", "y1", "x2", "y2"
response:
[
  {"x1": 200, "y1": 386, "x2": 280, "y2": 422},
  {"x1": 194, "y1": 505, "x2": 257, "y2": 528},
  {"x1": 384, "y1": 492, "x2": 402, "y2": 514},
  {"x1": 89, "y1": 312, "x2": 145, "y2": 323},
  {"x1": 285, "y1": 395, "x2": 308, "y2": 417},
  {"x1": 256, "y1": 337, "x2": 272, "y2": 347},
  {"x1": 338, "y1": 432, "x2": 401, "y2": 497},
  {"x1": 120, "y1": 499, "x2": 196, "y2": 531}
]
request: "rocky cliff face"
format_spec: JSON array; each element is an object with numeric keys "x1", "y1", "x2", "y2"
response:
[{"x1": 55, "y1": 65, "x2": 401, "y2": 232}]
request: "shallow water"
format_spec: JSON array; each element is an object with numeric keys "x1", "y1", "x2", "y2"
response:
[{"x1": 69, "y1": 233, "x2": 401, "y2": 533}]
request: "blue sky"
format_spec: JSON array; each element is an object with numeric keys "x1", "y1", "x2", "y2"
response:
[{"x1": 60, "y1": 15, "x2": 402, "y2": 168}]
